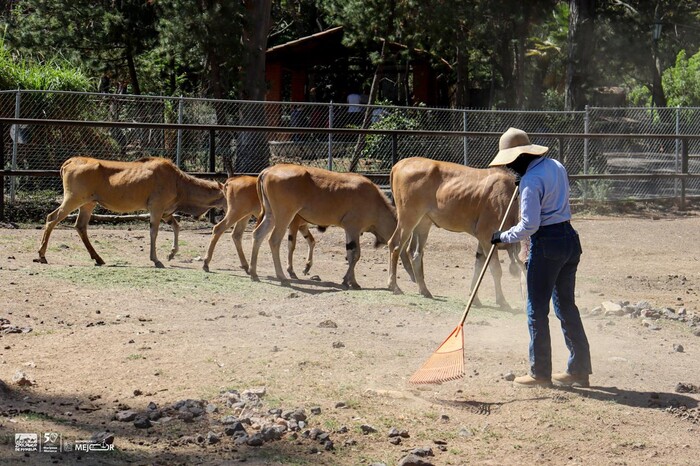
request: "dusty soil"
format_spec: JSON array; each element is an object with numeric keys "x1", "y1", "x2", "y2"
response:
[{"x1": 1, "y1": 211, "x2": 699, "y2": 465}]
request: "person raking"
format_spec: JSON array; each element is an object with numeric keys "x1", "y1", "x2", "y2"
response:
[{"x1": 489, "y1": 127, "x2": 592, "y2": 388}]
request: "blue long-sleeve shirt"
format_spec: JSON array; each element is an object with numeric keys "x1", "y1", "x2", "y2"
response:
[{"x1": 500, "y1": 157, "x2": 572, "y2": 243}]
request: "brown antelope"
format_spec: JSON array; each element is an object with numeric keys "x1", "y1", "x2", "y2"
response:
[
  {"x1": 202, "y1": 175, "x2": 315, "y2": 278},
  {"x1": 37, "y1": 156, "x2": 225, "y2": 268},
  {"x1": 249, "y1": 164, "x2": 413, "y2": 289},
  {"x1": 388, "y1": 157, "x2": 525, "y2": 308}
]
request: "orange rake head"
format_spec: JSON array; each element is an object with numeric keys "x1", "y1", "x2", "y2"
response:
[{"x1": 409, "y1": 324, "x2": 465, "y2": 385}]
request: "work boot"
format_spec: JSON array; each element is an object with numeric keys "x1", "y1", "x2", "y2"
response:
[
  {"x1": 552, "y1": 372, "x2": 590, "y2": 388},
  {"x1": 513, "y1": 374, "x2": 552, "y2": 388}
]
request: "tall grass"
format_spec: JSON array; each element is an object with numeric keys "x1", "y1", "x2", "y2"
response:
[{"x1": 0, "y1": 36, "x2": 92, "y2": 91}]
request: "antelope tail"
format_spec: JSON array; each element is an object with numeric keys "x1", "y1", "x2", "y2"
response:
[{"x1": 254, "y1": 169, "x2": 269, "y2": 227}]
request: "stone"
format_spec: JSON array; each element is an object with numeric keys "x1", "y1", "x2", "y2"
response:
[
  {"x1": 318, "y1": 319, "x2": 338, "y2": 328},
  {"x1": 588, "y1": 306, "x2": 603, "y2": 315},
  {"x1": 246, "y1": 433, "x2": 264, "y2": 447},
  {"x1": 206, "y1": 403, "x2": 218, "y2": 414},
  {"x1": 310, "y1": 406, "x2": 321, "y2": 415},
  {"x1": 388, "y1": 427, "x2": 400, "y2": 437},
  {"x1": 503, "y1": 371, "x2": 516, "y2": 382},
  {"x1": 458, "y1": 428, "x2": 473, "y2": 438},
  {"x1": 642, "y1": 319, "x2": 660, "y2": 330},
  {"x1": 398, "y1": 454, "x2": 435, "y2": 466},
  {"x1": 90, "y1": 432, "x2": 115, "y2": 445},
  {"x1": 133, "y1": 389, "x2": 143, "y2": 396},
  {"x1": 262, "y1": 426, "x2": 285, "y2": 441},
  {"x1": 242, "y1": 386, "x2": 266, "y2": 398},
  {"x1": 12, "y1": 371, "x2": 34, "y2": 387},
  {"x1": 290, "y1": 409, "x2": 307, "y2": 422},
  {"x1": 147, "y1": 402, "x2": 158, "y2": 411},
  {"x1": 389, "y1": 436, "x2": 401, "y2": 445},
  {"x1": 323, "y1": 440, "x2": 334, "y2": 451},
  {"x1": 334, "y1": 401, "x2": 347, "y2": 409},
  {"x1": 206, "y1": 432, "x2": 220, "y2": 444},
  {"x1": 360, "y1": 424, "x2": 377, "y2": 434},
  {"x1": 224, "y1": 421, "x2": 247, "y2": 437},
  {"x1": 601, "y1": 301, "x2": 623, "y2": 314},
  {"x1": 635, "y1": 300, "x2": 652, "y2": 310},
  {"x1": 115, "y1": 410, "x2": 138, "y2": 422},
  {"x1": 673, "y1": 344, "x2": 684, "y2": 353},
  {"x1": 133, "y1": 417, "x2": 151, "y2": 429},
  {"x1": 410, "y1": 447, "x2": 434, "y2": 457},
  {"x1": 332, "y1": 341, "x2": 345, "y2": 348},
  {"x1": 675, "y1": 382, "x2": 700, "y2": 394}
]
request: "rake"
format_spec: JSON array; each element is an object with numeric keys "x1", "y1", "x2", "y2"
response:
[{"x1": 409, "y1": 187, "x2": 520, "y2": 385}]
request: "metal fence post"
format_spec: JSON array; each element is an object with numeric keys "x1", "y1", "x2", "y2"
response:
[
  {"x1": 462, "y1": 110, "x2": 468, "y2": 165},
  {"x1": 10, "y1": 89, "x2": 20, "y2": 203},
  {"x1": 176, "y1": 95, "x2": 183, "y2": 168},
  {"x1": 681, "y1": 138, "x2": 688, "y2": 210},
  {"x1": 328, "y1": 102, "x2": 334, "y2": 171},
  {"x1": 675, "y1": 105, "x2": 680, "y2": 200},
  {"x1": 208, "y1": 128, "x2": 217, "y2": 223},
  {"x1": 583, "y1": 105, "x2": 590, "y2": 204},
  {"x1": 391, "y1": 133, "x2": 398, "y2": 167}
]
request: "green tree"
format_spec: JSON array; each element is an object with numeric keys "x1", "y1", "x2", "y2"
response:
[
  {"x1": 5, "y1": 0, "x2": 158, "y2": 94},
  {"x1": 596, "y1": 0, "x2": 700, "y2": 109},
  {"x1": 661, "y1": 49, "x2": 700, "y2": 107},
  {"x1": 565, "y1": 0, "x2": 596, "y2": 110}
]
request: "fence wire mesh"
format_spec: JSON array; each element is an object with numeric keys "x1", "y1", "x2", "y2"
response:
[{"x1": 1, "y1": 90, "x2": 699, "y2": 209}]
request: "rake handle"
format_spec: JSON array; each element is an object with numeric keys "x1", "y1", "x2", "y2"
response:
[{"x1": 457, "y1": 186, "x2": 520, "y2": 327}]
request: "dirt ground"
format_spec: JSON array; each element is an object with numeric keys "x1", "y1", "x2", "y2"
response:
[{"x1": 1, "y1": 209, "x2": 699, "y2": 465}]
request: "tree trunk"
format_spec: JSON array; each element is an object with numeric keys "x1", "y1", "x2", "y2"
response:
[
  {"x1": 565, "y1": 0, "x2": 596, "y2": 111},
  {"x1": 348, "y1": 40, "x2": 387, "y2": 173},
  {"x1": 125, "y1": 41, "x2": 141, "y2": 95},
  {"x1": 235, "y1": 0, "x2": 273, "y2": 174},
  {"x1": 455, "y1": 44, "x2": 469, "y2": 108}
]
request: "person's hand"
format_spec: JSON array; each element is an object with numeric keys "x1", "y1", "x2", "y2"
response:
[{"x1": 491, "y1": 231, "x2": 502, "y2": 245}]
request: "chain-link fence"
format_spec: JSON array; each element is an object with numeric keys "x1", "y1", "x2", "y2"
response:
[{"x1": 1, "y1": 90, "x2": 699, "y2": 215}]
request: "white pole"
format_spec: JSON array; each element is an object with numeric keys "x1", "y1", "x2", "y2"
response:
[
  {"x1": 675, "y1": 105, "x2": 680, "y2": 198},
  {"x1": 462, "y1": 110, "x2": 468, "y2": 165},
  {"x1": 176, "y1": 96, "x2": 183, "y2": 168},
  {"x1": 327, "y1": 102, "x2": 333, "y2": 171},
  {"x1": 10, "y1": 89, "x2": 20, "y2": 203}
]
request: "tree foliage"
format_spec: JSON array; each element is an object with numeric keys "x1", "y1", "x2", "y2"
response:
[{"x1": 1, "y1": 0, "x2": 700, "y2": 110}]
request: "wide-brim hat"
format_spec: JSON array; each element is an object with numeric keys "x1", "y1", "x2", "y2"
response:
[{"x1": 489, "y1": 127, "x2": 549, "y2": 167}]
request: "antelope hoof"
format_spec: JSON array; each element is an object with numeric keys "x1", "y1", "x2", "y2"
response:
[
  {"x1": 34, "y1": 257, "x2": 48, "y2": 264},
  {"x1": 95, "y1": 258, "x2": 106, "y2": 266},
  {"x1": 154, "y1": 261, "x2": 165, "y2": 269},
  {"x1": 203, "y1": 263, "x2": 210, "y2": 273},
  {"x1": 280, "y1": 279, "x2": 291, "y2": 287},
  {"x1": 167, "y1": 251, "x2": 176, "y2": 261},
  {"x1": 497, "y1": 300, "x2": 513, "y2": 312},
  {"x1": 303, "y1": 265, "x2": 311, "y2": 275},
  {"x1": 349, "y1": 282, "x2": 361, "y2": 290},
  {"x1": 250, "y1": 273, "x2": 260, "y2": 282},
  {"x1": 287, "y1": 270, "x2": 299, "y2": 280},
  {"x1": 420, "y1": 290, "x2": 434, "y2": 299},
  {"x1": 240, "y1": 264, "x2": 250, "y2": 274}
]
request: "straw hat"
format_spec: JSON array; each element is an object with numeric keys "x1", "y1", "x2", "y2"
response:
[{"x1": 488, "y1": 127, "x2": 548, "y2": 167}]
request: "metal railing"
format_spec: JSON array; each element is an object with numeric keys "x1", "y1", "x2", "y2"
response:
[{"x1": 1, "y1": 90, "x2": 700, "y2": 221}]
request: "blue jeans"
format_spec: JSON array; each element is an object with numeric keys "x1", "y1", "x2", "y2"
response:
[{"x1": 527, "y1": 221, "x2": 591, "y2": 379}]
